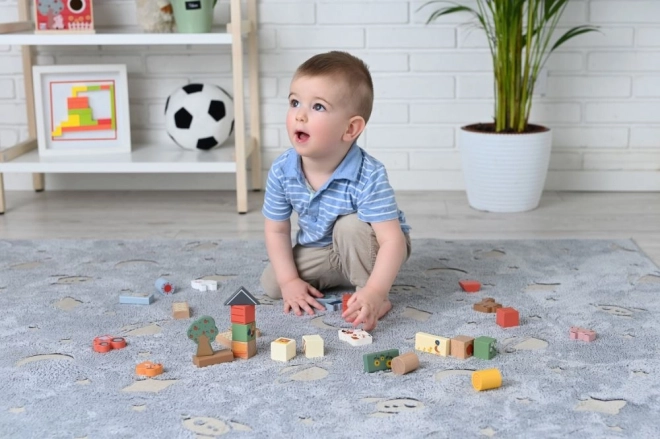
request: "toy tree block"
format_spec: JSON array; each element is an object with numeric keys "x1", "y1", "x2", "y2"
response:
[
  {"x1": 232, "y1": 322, "x2": 256, "y2": 342},
  {"x1": 473, "y1": 297, "x2": 502, "y2": 313},
  {"x1": 187, "y1": 316, "x2": 218, "y2": 357},
  {"x1": 450, "y1": 335, "x2": 475, "y2": 359},
  {"x1": 391, "y1": 352, "x2": 419, "y2": 375},
  {"x1": 231, "y1": 305, "x2": 256, "y2": 325},
  {"x1": 459, "y1": 280, "x2": 481, "y2": 293},
  {"x1": 496, "y1": 307, "x2": 519, "y2": 328},
  {"x1": 472, "y1": 368, "x2": 502, "y2": 391},
  {"x1": 135, "y1": 361, "x2": 164, "y2": 377},
  {"x1": 119, "y1": 292, "x2": 154, "y2": 305},
  {"x1": 271, "y1": 337, "x2": 296, "y2": 362},
  {"x1": 474, "y1": 336, "x2": 497, "y2": 360},
  {"x1": 570, "y1": 327, "x2": 596, "y2": 342},
  {"x1": 302, "y1": 335, "x2": 324, "y2": 358},
  {"x1": 415, "y1": 332, "x2": 450, "y2": 356},
  {"x1": 232, "y1": 340, "x2": 257, "y2": 359},
  {"x1": 193, "y1": 349, "x2": 234, "y2": 368},
  {"x1": 338, "y1": 328, "x2": 372, "y2": 346},
  {"x1": 155, "y1": 277, "x2": 175, "y2": 295},
  {"x1": 363, "y1": 349, "x2": 399, "y2": 373},
  {"x1": 172, "y1": 302, "x2": 190, "y2": 319}
]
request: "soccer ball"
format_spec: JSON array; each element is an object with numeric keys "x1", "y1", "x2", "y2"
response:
[{"x1": 164, "y1": 83, "x2": 234, "y2": 150}]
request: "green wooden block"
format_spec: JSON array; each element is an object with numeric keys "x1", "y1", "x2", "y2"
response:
[
  {"x1": 474, "y1": 336, "x2": 497, "y2": 360},
  {"x1": 232, "y1": 322, "x2": 256, "y2": 342},
  {"x1": 363, "y1": 349, "x2": 399, "y2": 373}
]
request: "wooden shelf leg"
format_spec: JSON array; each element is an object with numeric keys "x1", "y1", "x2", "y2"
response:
[
  {"x1": 0, "y1": 173, "x2": 5, "y2": 215},
  {"x1": 231, "y1": 0, "x2": 248, "y2": 214},
  {"x1": 33, "y1": 173, "x2": 45, "y2": 192},
  {"x1": 247, "y1": 0, "x2": 262, "y2": 192}
]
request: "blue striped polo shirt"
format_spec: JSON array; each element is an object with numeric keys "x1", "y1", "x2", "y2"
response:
[{"x1": 262, "y1": 143, "x2": 410, "y2": 247}]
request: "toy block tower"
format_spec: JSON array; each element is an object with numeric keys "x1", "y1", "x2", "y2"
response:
[{"x1": 224, "y1": 286, "x2": 260, "y2": 359}]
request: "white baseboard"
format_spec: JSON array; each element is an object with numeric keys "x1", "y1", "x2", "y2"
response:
[{"x1": 2, "y1": 170, "x2": 660, "y2": 191}]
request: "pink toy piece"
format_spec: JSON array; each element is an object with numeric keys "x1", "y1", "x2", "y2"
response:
[{"x1": 570, "y1": 326, "x2": 596, "y2": 342}]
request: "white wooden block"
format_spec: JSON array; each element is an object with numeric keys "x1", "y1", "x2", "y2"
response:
[
  {"x1": 338, "y1": 329, "x2": 372, "y2": 346},
  {"x1": 302, "y1": 335, "x2": 324, "y2": 358},
  {"x1": 191, "y1": 279, "x2": 218, "y2": 291},
  {"x1": 271, "y1": 337, "x2": 296, "y2": 362},
  {"x1": 415, "y1": 332, "x2": 451, "y2": 356}
]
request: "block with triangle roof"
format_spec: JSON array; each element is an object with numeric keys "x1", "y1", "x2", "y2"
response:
[{"x1": 225, "y1": 286, "x2": 260, "y2": 359}]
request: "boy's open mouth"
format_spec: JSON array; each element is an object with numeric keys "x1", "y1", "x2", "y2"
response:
[{"x1": 295, "y1": 130, "x2": 310, "y2": 142}]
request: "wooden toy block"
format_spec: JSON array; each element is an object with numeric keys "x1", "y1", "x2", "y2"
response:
[
  {"x1": 135, "y1": 361, "x2": 164, "y2": 377},
  {"x1": 217, "y1": 327, "x2": 261, "y2": 347},
  {"x1": 231, "y1": 322, "x2": 256, "y2": 342},
  {"x1": 93, "y1": 335, "x2": 126, "y2": 353},
  {"x1": 363, "y1": 349, "x2": 400, "y2": 373},
  {"x1": 172, "y1": 302, "x2": 190, "y2": 320},
  {"x1": 570, "y1": 327, "x2": 596, "y2": 342},
  {"x1": 193, "y1": 349, "x2": 234, "y2": 368},
  {"x1": 271, "y1": 337, "x2": 296, "y2": 362},
  {"x1": 459, "y1": 279, "x2": 481, "y2": 292},
  {"x1": 474, "y1": 336, "x2": 497, "y2": 360},
  {"x1": 318, "y1": 295, "x2": 342, "y2": 311},
  {"x1": 187, "y1": 316, "x2": 218, "y2": 357},
  {"x1": 472, "y1": 368, "x2": 502, "y2": 391},
  {"x1": 338, "y1": 328, "x2": 372, "y2": 346},
  {"x1": 473, "y1": 297, "x2": 502, "y2": 313},
  {"x1": 342, "y1": 294, "x2": 351, "y2": 312},
  {"x1": 450, "y1": 335, "x2": 475, "y2": 359},
  {"x1": 391, "y1": 352, "x2": 419, "y2": 375},
  {"x1": 302, "y1": 335, "x2": 324, "y2": 358},
  {"x1": 230, "y1": 305, "x2": 256, "y2": 325},
  {"x1": 496, "y1": 307, "x2": 519, "y2": 328},
  {"x1": 224, "y1": 286, "x2": 260, "y2": 306},
  {"x1": 232, "y1": 340, "x2": 257, "y2": 359},
  {"x1": 155, "y1": 277, "x2": 174, "y2": 295},
  {"x1": 34, "y1": 0, "x2": 95, "y2": 34},
  {"x1": 119, "y1": 292, "x2": 154, "y2": 305},
  {"x1": 415, "y1": 332, "x2": 450, "y2": 356},
  {"x1": 191, "y1": 279, "x2": 218, "y2": 292}
]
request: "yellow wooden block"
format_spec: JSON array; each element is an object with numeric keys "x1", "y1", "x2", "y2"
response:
[
  {"x1": 271, "y1": 337, "x2": 296, "y2": 362},
  {"x1": 302, "y1": 334, "x2": 324, "y2": 358},
  {"x1": 51, "y1": 126, "x2": 63, "y2": 137},
  {"x1": 62, "y1": 115, "x2": 81, "y2": 127},
  {"x1": 415, "y1": 332, "x2": 451, "y2": 357},
  {"x1": 71, "y1": 86, "x2": 88, "y2": 96}
]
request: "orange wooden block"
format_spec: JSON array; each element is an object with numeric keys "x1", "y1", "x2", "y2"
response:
[
  {"x1": 231, "y1": 305, "x2": 255, "y2": 324},
  {"x1": 135, "y1": 361, "x2": 163, "y2": 377},
  {"x1": 232, "y1": 339, "x2": 257, "y2": 359},
  {"x1": 459, "y1": 280, "x2": 481, "y2": 292},
  {"x1": 496, "y1": 307, "x2": 519, "y2": 328},
  {"x1": 342, "y1": 294, "x2": 351, "y2": 313},
  {"x1": 67, "y1": 97, "x2": 89, "y2": 109}
]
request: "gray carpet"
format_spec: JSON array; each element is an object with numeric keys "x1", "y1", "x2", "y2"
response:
[{"x1": 1, "y1": 238, "x2": 660, "y2": 438}]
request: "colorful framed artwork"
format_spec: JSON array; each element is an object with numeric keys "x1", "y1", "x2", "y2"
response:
[
  {"x1": 32, "y1": 65, "x2": 131, "y2": 156},
  {"x1": 34, "y1": 0, "x2": 95, "y2": 34}
]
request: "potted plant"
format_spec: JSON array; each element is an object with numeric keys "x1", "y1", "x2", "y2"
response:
[{"x1": 422, "y1": 1, "x2": 598, "y2": 212}]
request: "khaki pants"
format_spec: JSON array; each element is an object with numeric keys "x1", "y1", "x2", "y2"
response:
[{"x1": 261, "y1": 214, "x2": 411, "y2": 299}]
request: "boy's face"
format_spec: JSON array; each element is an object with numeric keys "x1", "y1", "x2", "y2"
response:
[{"x1": 286, "y1": 74, "x2": 355, "y2": 160}]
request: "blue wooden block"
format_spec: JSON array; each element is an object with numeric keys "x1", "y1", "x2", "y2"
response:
[
  {"x1": 119, "y1": 292, "x2": 154, "y2": 305},
  {"x1": 155, "y1": 277, "x2": 174, "y2": 295},
  {"x1": 318, "y1": 296, "x2": 342, "y2": 311}
]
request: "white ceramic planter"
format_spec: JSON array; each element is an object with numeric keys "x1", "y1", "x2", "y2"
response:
[{"x1": 459, "y1": 124, "x2": 552, "y2": 213}]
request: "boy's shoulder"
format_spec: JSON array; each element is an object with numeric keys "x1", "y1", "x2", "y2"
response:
[{"x1": 271, "y1": 148, "x2": 296, "y2": 170}]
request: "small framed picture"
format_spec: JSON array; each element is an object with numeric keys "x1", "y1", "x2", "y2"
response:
[{"x1": 33, "y1": 64, "x2": 131, "y2": 157}]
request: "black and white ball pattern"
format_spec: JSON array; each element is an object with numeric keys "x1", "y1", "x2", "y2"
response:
[{"x1": 164, "y1": 83, "x2": 234, "y2": 151}]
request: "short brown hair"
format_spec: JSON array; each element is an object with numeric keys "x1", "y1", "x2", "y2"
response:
[{"x1": 294, "y1": 51, "x2": 374, "y2": 123}]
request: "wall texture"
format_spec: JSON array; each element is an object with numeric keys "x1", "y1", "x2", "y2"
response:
[{"x1": 1, "y1": 0, "x2": 659, "y2": 191}]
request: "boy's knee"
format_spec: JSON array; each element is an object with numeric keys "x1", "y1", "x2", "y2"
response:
[
  {"x1": 334, "y1": 214, "x2": 372, "y2": 238},
  {"x1": 260, "y1": 265, "x2": 282, "y2": 299}
]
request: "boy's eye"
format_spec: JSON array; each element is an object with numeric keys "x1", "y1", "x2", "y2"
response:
[
  {"x1": 313, "y1": 103, "x2": 326, "y2": 111},
  {"x1": 290, "y1": 99, "x2": 299, "y2": 108}
]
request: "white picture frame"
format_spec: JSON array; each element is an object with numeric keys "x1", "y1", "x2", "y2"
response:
[{"x1": 32, "y1": 64, "x2": 131, "y2": 157}]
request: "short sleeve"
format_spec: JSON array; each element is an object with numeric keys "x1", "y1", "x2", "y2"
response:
[
  {"x1": 262, "y1": 165, "x2": 292, "y2": 221},
  {"x1": 356, "y1": 165, "x2": 400, "y2": 223}
]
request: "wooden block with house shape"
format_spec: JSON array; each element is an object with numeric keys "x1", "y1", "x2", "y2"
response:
[
  {"x1": 450, "y1": 335, "x2": 475, "y2": 359},
  {"x1": 271, "y1": 337, "x2": 296, "y2": 362},
  {"x1": 363, "y1": 349, "x2": 400, "y2": 373},
  {"x1": 172, "y1": 302, "x2": 190, "y2": 319},
  {"x1": 474, "y1": 336, "x2": 497, "y2": 360},
  {"x1": 224, "y1": 286, "x2": 260, "y2": 359},
  {"x1": 415, "y1": 332, "x2": 451, "y2": 356},
  {"x1": 302, "y1": 335, "x2": 324, "y2": 358},
  {"x1": 232, "y1": 340, "x2": 257, "y2": 359},
  {"x1": 496, "y1": 307, "x2": 519, "y2": 328}
]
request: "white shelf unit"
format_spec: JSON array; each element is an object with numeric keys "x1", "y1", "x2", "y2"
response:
[{"x1": 0, "y1": 0, "x2": 262, "y2": 214}]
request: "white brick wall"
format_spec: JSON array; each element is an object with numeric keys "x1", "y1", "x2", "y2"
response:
[{"x1": 1, "y1": 0, "x2": 659, "y2": 191}]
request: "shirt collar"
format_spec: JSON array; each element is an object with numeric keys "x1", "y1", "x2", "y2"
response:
[{"x1": 283, "y1": 142, "x2": 362, "y2": 182}]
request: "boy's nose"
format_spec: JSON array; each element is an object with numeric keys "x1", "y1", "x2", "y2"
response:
[{"x1": 295, "y1": 109, "x2": 307, "y2": 122}]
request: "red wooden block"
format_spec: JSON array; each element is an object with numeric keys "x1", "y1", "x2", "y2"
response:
[
  {"x1": 342, "y1": 294, "x2": 351, "y2": 313},
  {"x1": 231, "y1": 305, "x2": 255, "y2": 324},
  {"x1": 496, "y1": 307, "x2": 519, "y2": 328},
  {"x1": 459, "y1": 280, "x2": 481, "y2": 293}
]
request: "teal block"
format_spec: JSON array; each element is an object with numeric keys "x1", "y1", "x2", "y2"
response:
[
  {"x1": 474, "y1": 336, "x2": 497, "y2": 360},
  {"x1": 232, "y1": 322, "x2": 256, "y2": 342},
  {"x1": 363, "y1": 349, "x2": 399, "y2": 373}
]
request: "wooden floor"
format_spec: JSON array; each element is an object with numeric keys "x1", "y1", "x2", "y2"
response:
[{"x1": 1, "y1": 190, "x2": 659, "y2": 264}]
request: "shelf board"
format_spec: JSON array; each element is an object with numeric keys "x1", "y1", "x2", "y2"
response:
[
  {"x1": 0, "y1": 25, "x2": 234, "y2": 46},
  {"x1": 0, "y1": 142, "x2": 237, "y2": 173}
]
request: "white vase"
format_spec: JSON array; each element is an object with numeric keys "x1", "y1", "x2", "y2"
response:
[{"x1": 459, "y1": 123, "x2": 552, "y2": 213}]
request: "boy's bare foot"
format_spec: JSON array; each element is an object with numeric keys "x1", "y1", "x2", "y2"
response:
[{"x1": 378, "y1": 299, "x2": 392, "y2": 320}]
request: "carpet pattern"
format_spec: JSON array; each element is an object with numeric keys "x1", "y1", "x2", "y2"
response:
[{"x1": 1, "y1": 239, "x2": 660, "y2": 438}]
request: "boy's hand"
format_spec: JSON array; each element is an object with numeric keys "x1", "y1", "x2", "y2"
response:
[
  {"x1": 280, "y1": 278, "x2": 325, "y2": 316},
  {"x1": 341, "y1": 288, "x2": 386, "y2": 332}
]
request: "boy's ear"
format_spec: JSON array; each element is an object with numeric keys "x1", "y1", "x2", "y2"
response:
[{"x1": 342, "y1": 116, "x2": 366, "y2": 143}]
